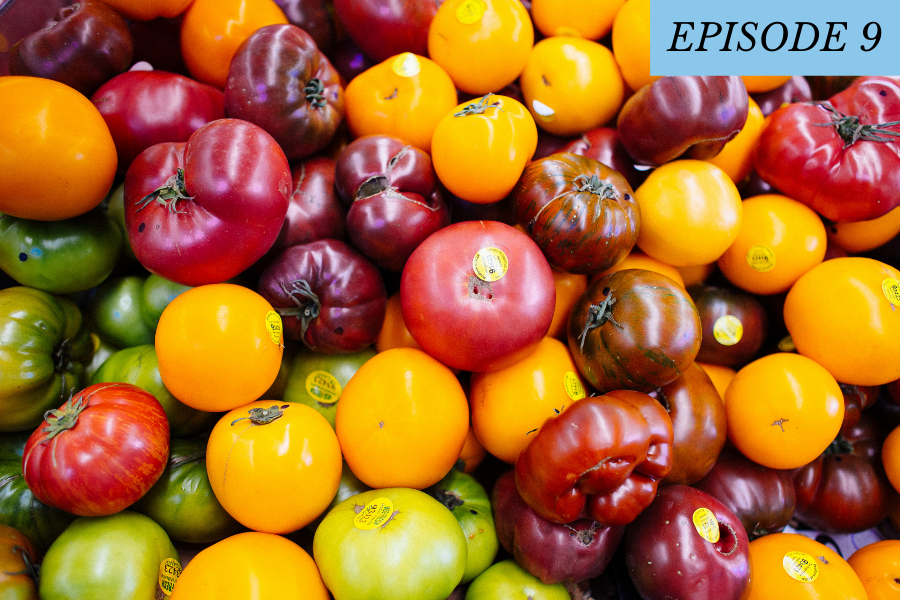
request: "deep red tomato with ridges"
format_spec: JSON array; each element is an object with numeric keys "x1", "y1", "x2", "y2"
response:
[{"x1": 22, "y1": 382, "x2": 169, "y2": 517}]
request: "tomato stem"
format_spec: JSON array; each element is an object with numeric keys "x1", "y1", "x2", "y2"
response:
[
  {"x1": 304, "y1": 78, "x2": 326, "y2": 108},
  {"x1": 454, "y1": 93, "x2": 503, "y2": 117},
  {"x1": 230, "y1": 404, "x2": 290, "y2": 426},
  {"x1": 813, "y1": 102, "x2": 900, "y2": 148},
  {"x1": 276, "y1": 279, "x2": 321, "y2": 349},
  {"x1": 823, "y1": 433, "x2": 853, "y2": 455},
  {"x1": 574, "y1": 174, "x2": 618, "y2": 199},
  {"x1": 135, "y1": 168, "x2": 192, "y2": 214},
  {"x1": 40, "y1": 395, "x2": 87, "y2": 440},
  {"x1": 576, "y1": 289, "x2": 623, "y2": 352}
]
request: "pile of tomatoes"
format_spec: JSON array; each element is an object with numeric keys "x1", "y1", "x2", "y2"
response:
[{"x1": 2, "y1": 0, "x2": 900, "y2": 598}]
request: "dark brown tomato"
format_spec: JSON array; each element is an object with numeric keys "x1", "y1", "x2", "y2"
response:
[
  {"x1": 567, "y1": 268, "x2": 702, "y2": 394},
  {"x1": 688, "y1": 283, "x2": 769, "y2": 367},
  {"x1": 511, "y1": 153, "x2": 640, "y2": 275}
]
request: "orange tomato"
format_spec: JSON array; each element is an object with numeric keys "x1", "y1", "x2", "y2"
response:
[
  {"x1": 547, "y1": 270, "x2": 589, "y2": 340},
  {"x1": 519, "y1": 36, "x2": 625, "y2": 137},
  {"x1": 0, "y1": 77, "x2": 117, "y2": 221},
  {"x1": 98, "y1": 0, "x2": 192, "y2": 20},
  {"x1": 611, "y1": 0, "x2": 656, "y2": 91},
  {"x1": 783, "y1": 257, "x2": 900, "y2": 386},
  {"x1": 180, "y1": 0, "x2": 288, "y2": 89},
  {"x1": 335, "y1": 348, "x2": 469, "y2": 489},
  {"x1": 705, "y1": 97, "x2": 766, "y2": 184},
  {"x1": 717, "y1": 194, "x2": 827, "y2": 296},
  {"x1": 697, "y1": 362, "x2": 736, "y2": 402},
  {"x1": 530, "y1": 0, "x2": 625, "y2": 39},
  {"x1": 457, "y1": 424, "x2": 488, "y2": 474},
  {"x1": 427, "y1": 0, "x2": 534, "y2": 95},
  {"x1": 634, "y1": 160, "x2": 743, "y2": 267},
  {"x1": 743, "y1": 532, "x2": 867, "y2": 600},
  {"x1": 155, "y1": 283, "x2": 284, "y2": 412},
  {"x1": 827, "y1": 207, "x2": 900, "y2": 254},
  {"x1": 375, "y1": 292, "x2": 422, "y2": 353},
  {"x1": 741, "y1": 75, "x2": 793, "y2": 93},
  {"x1": 882, "y1": 424, "x2": 900, "y2": 495},
  {"x1": 431, "y1": 94, "x2": 538, "y2": 204},
  {"x1": 470, "y1": 337, "x2": 587, "y2": 463},
  {"x1": 171, "y1": 531, "x2": 329, "y2": 600},
  {"x1": 343, "y1": 53, "x2": 458, "y2": 154},
  {"x1": 591, "y1": 251, "x2": 686, "y2": 288},
  {"x1": 724, "y1": 352, "x2": 844, "y2": 470},
  {"x1": 848, "y1": 539, "x2": 900, "y2": 600},
  {"x1": 676, "y1": 262, "x2": 717, "y2": 287}
]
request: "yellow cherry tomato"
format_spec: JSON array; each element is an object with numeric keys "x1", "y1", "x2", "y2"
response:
[
  {"x1": 530, "y1": 0, "x2": 625, "y2": 40},
  {"x1": 0, "y1": 77, "x2": 117, "y2": 221},
  {"x1": 519, "y1": 36, "x2": 625, "y2": 137}
]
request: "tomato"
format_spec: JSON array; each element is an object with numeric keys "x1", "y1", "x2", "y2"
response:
[
  {"x1": 568, "y1": 269, "x2": 701, "y2": 394},
  {"x1": 457, "y1": 425, "x2": 488, "y2": 474},
  {"x1": 427, "y1": 0, "x2": 533, "y2": 96},
  {"x1": 206, "y1": 400, "x2": 341, "y2": 533},
  {"x1": 336, "y1": 348, "x2": 469, "y2": 489},
  {"x1": 375, "y1": 292, "x2": 422, "y2": 352},
  {"x1": 0, "y1": 209, "x2": 122, "y2": 295},
  {"x1": 743, "y1": 532, "x2": 867, "y2": 600},
  {"x1": 755, "y1": 76, "x2": 900, "y2": 222},
  {"x1": 752, "y1": 76, "x2": 813, "y2": 116},
  {"x1": 155, "y1": 283, "x2": 284, "y2": 412},
  {"x1": 470, "y1": 337, "x2": 586, "y2": 464},
  {"x1": 138, "y1": 273, "x2": 192, "y2": 329},
  {"x1": 89, "y1": 276, "x2": 156, "y2": 348},
  {"x1": 511, "y1": 153, "x2": 640, "y2": 275},
  {"x1": 696, "y1": 362, "x2": 736, "y2": 401},
  {"x1": 124, "y1": 119, "x2": 291, "y2": 287},
  {"x1": 724, "y1": 353, "x2": 844, "y2": 470},
  {"x1": 0, "y1": 458, "x2": 76, "y2": 554},
  {"x1": 530, "y1": 0, "x2": 624, "y2": 39},
  {"x1": 344, "y1": 53, "x2": 458, "y2": 154},
  {"x1": 847, "y1": 539, "x2": 900, "y2": 600},
  {"x1": 610, "y1": 0, "x2": 654, "y2": 92},
  {"x1": 431, "y1": 95, "x2": 538, "y2": 204},
  {"x1": 705, "y1": 97, "x2": 766, "y2": 184},
  {"x1": 313, "y1": 487, "x2": 468, "y2": 600},
  {"x1": 39, "y1": 511, "x2": 179, "y2": 600},
  {"x1": 0, "y1": 76, "x2": 117, "y2": 221},
  {"x1": 99, "y1": 0, "x2": 193, "y2": 20},
  {"x1": 634, "y1": 160, "x2": 743, "y2": 267},
  {"x1": 400, "y1": 221, "x2": 556, "y2": 373},
  {"x1": 687, "y1": 283, "x2": 770, "y2": 367},
  {"x1": 562, "y1": 126, "x2": 648, "y2": 191},
  {"x1": 592, "y1": 251, "x2": 686, "y2": 289},
  {"x1": 741, "y1": 75, "x2": 793, "y2": 93},
  {"x1": 827, "y1": 206, "x2": 900, "y2": 254},
  {"x1": 281, "y1": 346, "x2": 377, "y2": 427},
  {"x1": 717, "y1": 194, "x2": 827, "y2": 296},
  {"x1": 0, "y1": 524, "x2": 39, "y2": 599},
  {"x1": 91, "y1": 345, "x2": 219, "y2": 438},
  {"x1": 546, "y1": 270, "x2": 589, "y2": 340},
  {"x1": 783, "y1": 257, "x2": 900, "y2": 386},
  {"x1": 22, "y1": 383, "x2": 169, "y2": 517},
  {"x1": 519, "y1": 36, "x2": 625, "y2": 137},
  {"x1": 0, "y1": 287, "x2": 93, "y2": 433},
  {"x1": 465, "y1": 559, "x2": 570, "y2": 600},
  {"x1": 179, "y1": 0, "x2": 289, "y2": 89},
  {"x1": 882, "y1": 424, "x2": 900, "y2": 495},
  {"x1": 172, "y1": 531, "x2": 329, "y2": 599}
]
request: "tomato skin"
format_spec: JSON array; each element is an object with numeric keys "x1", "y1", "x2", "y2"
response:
[
  {"x1": 512, "y1": 153, "x2": 640, "y2": 275},
  {"x1": 687, "y1": 283, "x2": 769, "y2": 367},
  {"x1": 561, "y1": 127, "x2": 647, "y2": 191},
  {"x1": 22, "y1": 383, "x2": 170, "y2": 517},
  {"x1": 755, "y1": 76, "x2": 900, "y2": 222},
  {"x1": 0, "y1": 461, "x2": 76, "y2": 554},
  {"x1": 99, "y1": 0, "x2": 193, "y2": 20},
  {"x1": 0, "y1": 524, "x2": 39, "y2": 599},
  {"x1": 124, "y1": 119, "x2": 291, "y2": 287}
]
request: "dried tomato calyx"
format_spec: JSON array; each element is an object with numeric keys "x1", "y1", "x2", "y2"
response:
[
  {"x1": 574, "y1": 174, "x2": 618, "y2": 200},
  {"x1": 577, "y1": 288, "x2": 623, "y2": 351},
  {"x1": 814, "y1": 102, "x2": 900, "y2": 148},
  {"x1": 136, "y1": 168, "x2": 192, "y2": 214},
  {"x1": 304, "y1": 78, "x2": 326, "y2": 108},
  {"x1": 823, "y1": 433, "x2": 854, "y2": 456},
  {"x1": 276, "y1": 279, "x2": 320, "y2": 349},
  {"x1": 40, "y1": 395, "x2": 87, "y2": 440},
  {"x1": 231, "y1": 404, "x2": 290, "y2": 426},
  {"x1": 454, "y1": 93, "x2": 503, "y2": 117}
]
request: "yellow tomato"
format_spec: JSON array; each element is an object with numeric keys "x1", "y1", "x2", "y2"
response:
[
  {"x1": 635, "y1": 160, "x2": 743, "y2": 267},
  {"x1": 519, "y1": 35, "x2": 625, "y2": 136},
  {"x1": 827, "y1": 207, "x2": 900, "y2": 254},
  {"x1": 530, "y1": 0, "x2": 625, "y2": 39},
  {"x1": 546, "y1": 270, "x2": 589, "y2": 340},
  {"x1": 848, "y1": 539, "x2": 900, "y2": 600},
  {"x1": 0, "y1": 77, "x2": 117, "y2": 221},
  {"x1": 592, "y1": 251, "x2": 686, "y2": 288},
  {"x1": 427, "y1": 0, "x2": 534, "y2": 95},
  {"x1": 344, "y1": 53, "x2": 458, "y2": 154},
  {"x1": 611, "y1": 0, "x2": 657, "y2": 91},
  {"x1": 697, "y1": 362, "x2": 736, "y2": 402},
  {"x1": 431, "y1": 94, "x2": 538, "y2": 204},
  {"x1": 741, "y1": 75, "x2": 793, "y2": 93},
  {"x1": 99, "y1": 0, "x2": 192, "y2": 20},
  {"x1": 706, "y1": 97, "x2": 766, "y2": 184}
]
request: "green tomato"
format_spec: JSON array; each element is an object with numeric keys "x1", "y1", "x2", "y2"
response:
[
  {"x1": 282, "y1": 346, "x2": 377, "y2": 427},
  {"x1": 0, "y1": 461, "x2": 75, "y2": 553},
  {"x1": 0, "y1": 209, "x2": 122, "y2": 294},
  {"x1": 0, "y1": 287, "x2": 92, "y2": 432},
  {"x1": 90, "y1": 276, "x2": 156, "y2": 348},
  {"x1": 91, "y1": 345, "x2": 219, "y2": 437},
  {"x1": 139, "y1": 274, "x2": 192, "y2": 330},
  {"x1": 427, "y1": 469, "x2": 499, "y2": 584},
  {"x1": 83, "y1": 333, "x2": 120, "y2": 382},
  {"x1": 133, "y1": 438, "x2": 243, "y2": 545},
  {"x1": 465, "y1": 559, "x2": 570, "y2": 600},
  {"x1": 313, "y1": 487, "x2": 467, "y2": 600},
  {"x1": 105, "y1": 182, "x2": 135, "y2": 261},
  {"x1": 307, "y1": 461, "x2": 371, "y2": 533},
  {"x1": 39, "y1": 511, "x2": 179, "y2": 600}
]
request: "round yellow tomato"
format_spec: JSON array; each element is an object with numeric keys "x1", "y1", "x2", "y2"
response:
[
  {"x1": 431, "y1": 94, "x2": 538, "y2": 204},
  {"x1": 519, "y1": 35, "x2": 625, "y2": 137},
  {"x1": 427, "y1": 0, "x2": 534, "y2": 95},
  {"x1": 676, "y1": 262, "x2": 717, "y2": 287},
  {"x1": 344, "y1": 53, "x2": 458, "y2": 154},
  {"x1": 99, "y1": 0, "x2": 192, "y2": 20},
  {"x1": 335, "y1": 348, "x2": 469, "y2": 489},
  {"x1": 611, "y1": 0, "x2": 656, "y2": 91},
  {"x1": 724, "y1": 352, "x2": 844, "y2": 470},
  {"x1": 717, "y1": 194, "x2": 827, "y2": 296},
  {"x1": 206, "y1": 401, "x2": 341, "y2": 533},
  {"x1": 171, "y1": 531, "x2": 329, "y2": 600},
  {"x1": 470, "y1": 337, "x2": 587, "y2": 463},
  {"x1": 634, "y1": 160, "x2": 743, "y2": 267},
  {"x1": 784, "y1": 257, "x2": 900, "y2": 386},
  {"x1": 848, "y1": 539, "x2": 900, "y2": 600},
  {"x1": 375, "y1": 292, "x2": 422, "y2": 353},
  {"x1": 741, "y1": 75, "x2": 793, "y2": 93},
  {"x1": 0, "y1": 77, "x2": 117, "y2": 221},
  {"x1": 696, "y1": 362, "x2": 736, "y2": 402},
  {"x1": 591, "y1": 251, "x2": 686, "y2": 288},
  {"x1": 705, "y1": 97, "x2": 766, "y2": 184},
  {"x1": 744, "y1": 532, "x2": 867, "y2": 600},
  {"x1": 155, "y1": 283, "x2": 284, "y2": 412},
  {"x1": 827, "y1": 207, "x2": 900, "y2": 254},
  {"x1": 546, "y1": 270, "x2": 588, "y2": 340},
  {"x1": 457, "y1": 425, "x2": 488, "y2": 474},
  {"x1": 530, "y1": 0, "x2": 625, "y2": 39},
  {"x1": 180, "y1": 0, "x2": 288, "y2": 88},
  {"x1": 883, "y1": 425, "x2": 900, "y2": 495}
]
